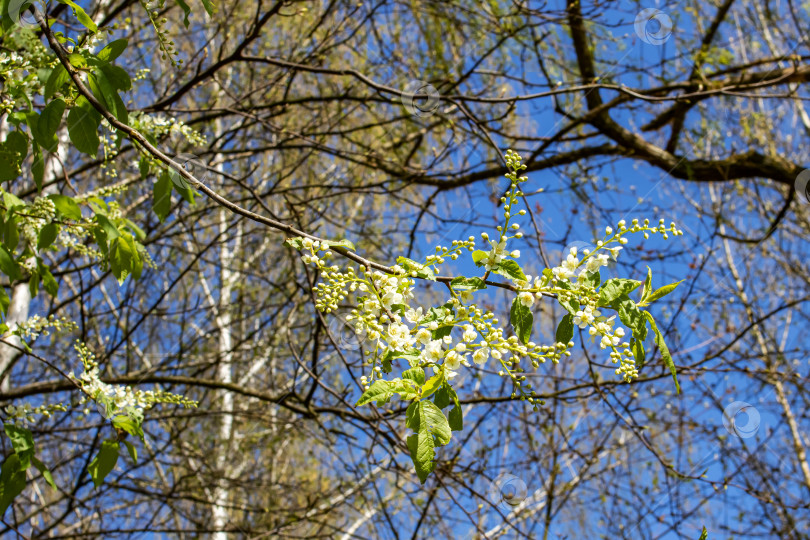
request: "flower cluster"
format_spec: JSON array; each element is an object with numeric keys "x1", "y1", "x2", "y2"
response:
[
  {"x1": 12, "y1": 314, "x2": 77, "y2": 340},
  {"x1": 70, "y1": 341, "x2": 198, "y2": 419},
  {"x1": 5, "y1": 402, "x2": 68, "y2": 426}
]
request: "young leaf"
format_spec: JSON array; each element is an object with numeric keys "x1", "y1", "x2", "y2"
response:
[
  {"x1": 406, "y1": 433, "x2": 435, "y2": 484},
  {"x1": 645, "y1": 280, "x2": 685, "y2": 304},
  {"x1": 406, "y1": 400, "x2": 452, "y2": 446},
  {"x1": 0, "y1": 245, "x2": 22, "y2": 282},
  {"x1": 449, "y1": 276, "x2": 486, "y2": 291},
  {"x1": 641, "y1": 266, "x2": 652, "y2": 301},
  {"x1": 355, "y1": 380, "x2": 393, "y2": 406},
  {"x1": 87, "y1": 440, "x2": 120, "y2": 487},
  {"x1": 631, "y1": 337, "x2": 646, "y2": 369},
  {"x1": 494, "y1": 259, "x2": 526, "y2": 282},
  {"x1": 471, "y1": 250, "x2": 489, "y2": 266},
  {"x1": 3, "y1": 424, "x2": 34, "y2": 468},
  {"x1": 598, "y1": 278, "x2": 642, "y2": 307},
  {"x1": 403, "y1": 366, "x2": 426, "y2": 385},
  {"x1": 48, "y1": 194, "x2": 82, "y2": 220},
  {"x1": 421, "y1": 373, "x2": 443, "y2": 399},
  {"x1": 122, "y1": 440, "x2": 138, "y2": 463},
  {"x1": 448, "y1": 388, "x2": 462, "y2": 431},
  {"x1": 643, "y1": 312, "x2": 679, "y2": 393},
  {"x1": 175, "y1": 0, "x2": 192, "y2": 27},
  {"x1": 0, "y1": 453, "x2": 26, "y2": 516},
  {"x1": 612, "y1": 296, "x2": 647, "y2": 341},
  {"x1": 31, "y1": 457, "x2": 56, "y2": 489},
  {"x1": 555, "y1": 313, "x2": 574, "y2": 344},
  {"x1": 509, "y1": 297, "x2": 532, "y2": 344},
  {"x1": 59, "y1": 0, "x2": 98, "y2": 32}
]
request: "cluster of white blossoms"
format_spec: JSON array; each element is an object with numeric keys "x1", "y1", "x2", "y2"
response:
[
  {"x1": 291, "y1": 149, "x2": 685, "y2": 407},
  {"x1": 5, "y1": 402, "x2": 68, "y2": 426},
  {"x1": 129, "y1": 112, "x2": 208, "y2": 147},
  {"x1": 69, "y1": 341, "x2": 197, "y2": 418},
  {"x1": 12, "y1": 314, "x2": 77, "y2": 340}
]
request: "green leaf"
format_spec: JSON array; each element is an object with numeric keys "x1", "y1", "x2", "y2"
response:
[
  {"x1": 95, "y1": 214, "x2": 119, "y2": 240},
  {"x1": 578, "y1": 269, "x2": 600, "y2": 288},
  {"x1": 403, "y1": 366, "x2": 426, "y2": 385},
  {"x1": 322, "y1": 239, "x2": 356, "y2": 251},
  {"x1": 631, "y1": 337, "x2": 646, "y2": 369},
  {"x1": 448, "y1": 388, "x2": 462, "y2": 431},
  {"x1": 698, "y1": 526, "x2": 708, "y2": 540},
  {"x1": 200, "y1": 0, "x2": 215, "y2": 16},
  {"x1": 643, "y1": 312, "x2": 679, "y2": 393},
  {"x1": 556, "y1": 295, "x2": 579, "y2": 315},
  {"x1": 59, "y1": 0, "x2": 98, "y2": 32},
  {"x1": 112, "y1": 415, "x2": 144, "y2": 442},
  {"x1": 598, "y1": 278, "x2": 642, "y2": 307},
  {"x1": 44, "y1": 65, "x2": 69, "y2": 101},
  {"x1": 0, "y1": 245, "x2": 21, "y2": 282},
  {"x1": 613, "y1": 296, "x2": 647, "y2": 341},
  {"x1": 4, "y1": 216, "x2": 19, "y2": 251},
  {"x1": 4, "y1": 424, "x2": 34, "y2": 469},
  {"x1": 89, "y1": 71, "x2": 127, "y2": 124},
  {"x1": 37, "y1": 223, "x2": 58, "y2": 251},
  {"x1": 471, "y1": 250, "x2": 489, "y2": 266},
  {"x1": 421, "y1": 373, "x2": 443, "y2": 399},
  {"x1": 88, "y1": 440, "x2": 119, "y2": 487},
  {"x1": 35, "y1": 99, "x2": 66, "y2": 152},
  {"x1": 450, "y1": 276, "x2": 486, "y2": 291},
  {"x1": 40, "y1": 264, "x2": 58, "y2": 297},
  {"x1": 645, "y1": 280, "x2": 685, "y2": 304},
  {"x1": 31, "y1": 457, "x2": 56, "y2": 489},
  {"x1": 356, "y1": 380, "x2": 393, "y2": 406},
  {"x1": 555, "y1": 314, "x2": 574, "y2": 344},
  {"x1": 0, "y1": 454, "x2": 26, "y2": 516},
  {"x1": 0, "y1": 287, "x2": 9, "y2": 317},
  {"x1": 642, "y1": 266, "x2": 652, "y2": 301},
  {"x1": 509, "y1": 297, "x2": 532, "y2": 344},
  {"x1": 175, "y1": 0, "x2": 192, "y2": 27},
  {"x1": 99, "y1": 64, "x2": 132, "y2": 91},
  {"x1": 5, "y1": 131, "x2": 27, "y2": 162},
  {"x1": 407, "y1": 433, "x2": 434, "y2": 484},
  {"x1": 284, "y1": 237, "x2": 303, "y2": 249},
  {"x1": 494, "y1": 259, "x2": 526, "y2": 282},
  {"x1": 97, "y1": 39, "x2": 128, "y2": 62},
  {"x1": 433, "y1": 385, "x2": 450, "y2": 409},
  {"x1": 122, "y1": 440, "x2": 137, "y2": 463},
  {"x1": 396, "y1": 256, "x2": 434, "y2": 280},
  {"x1": 67, "y1": 97, "x2": 101, "y2": 157},
  {"x1": 32, "y1": 144, "x2": 44, "y2": 192},
  {"x1": 407, "y1": 400, "x2": 451, "y2": 446},
  {"x1": 152, "y1": 172, "x2": 172, "y2": 222},
  {"x1": 47, "y1": 194, "x2": 81, "y2": 221}
]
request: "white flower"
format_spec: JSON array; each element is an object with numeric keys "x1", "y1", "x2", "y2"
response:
[
  {"x1": 510, "y1": 250, "x2": 520, "y2": 258},
  {"x1": 491, "y1": 349, "x2": 502, "y2": 360},
  {"x1": 518, "y1": 292, "x2": 534, "y2": 307},
  {"x1": 460, "y1": 290, "x2": 474, "y2": 304},
  {"x1": 415, "y1": 328, "x2": 432, "y2": 344},
  {"x1": 445, "y1": 350, "x2": 462, "y2": 370},
  {"x1": 405, "y1": 307, "x2": 423, "y2": 324},
  {"x1": 473, "y1": 347, "x2": 489, "y2": 365},
  {"x1": 455, "y1": 343, "x2": 467, "y2": 353},
  {"x1": 422, "y1": 339, "x2": 444, "y2": 363},
  {"x1": 386, "y1": 322, "x2": 414, "y2": 350},
  {"x1": 462, "y1": 325, "x2": 477, "y2": 342}
]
